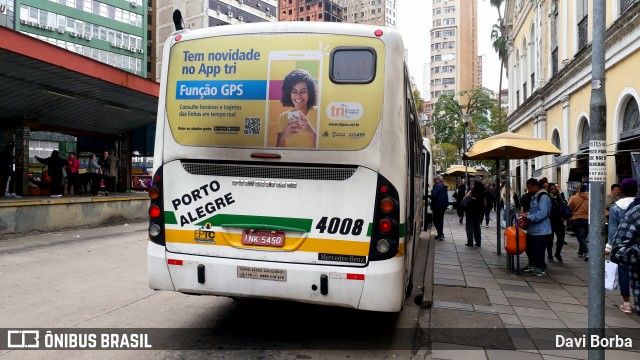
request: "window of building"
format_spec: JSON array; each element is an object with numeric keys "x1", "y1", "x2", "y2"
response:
[
  {"x1": 433, "y1": 8, "x2": 441, "y2": 15},
  {"x1": 442, "y1": 17, "x2": 455, "y2": 25},
  {"x1": 622, "y1": 97, "x2": 640, "y2": 133},
  {"x1": 577, "y1": 0, "x2": 588, "y2": 50},
  {"x1": 621, "y1": 0, "x2": 636, "y2": 13},
  {"x1": 579, "y1": 119, "x2": 590, "y2": 149},
  {"x1": 550, "y1": 0, "x2": 559, "y2": 76},
  {"x1": 442, "y1": 90, "x2": 455, "y2": 95},
  {"x1": 442, "y1": 77, "x2": 455, "y2": 85},
  {"x1": 444, "y1": 6, "x2": 455, "y2": 13}
]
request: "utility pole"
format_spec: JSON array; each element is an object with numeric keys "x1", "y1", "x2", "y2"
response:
[
  {"x1": 463, "y1": 114, "x2": 471, "y2": 190},
  {"x1": 588, "y1": 1, "x2": 606, "y2": 359}
]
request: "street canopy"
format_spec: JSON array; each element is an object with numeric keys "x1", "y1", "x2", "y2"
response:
[
  {"x1": 444, "y1": 165, "x2": 477, "y2": 175},
  {"x1": 461, "y1": 131, "x2": 561, "y2": 259},
  {"x1": 462, "y1": 132, "x2": 561, "y2": 160}
]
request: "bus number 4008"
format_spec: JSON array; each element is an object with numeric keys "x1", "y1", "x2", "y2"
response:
[{"x1": 315, "y1": 217, "x2": 364, "y2": 236}]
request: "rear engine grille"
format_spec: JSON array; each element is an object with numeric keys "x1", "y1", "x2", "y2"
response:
[{"x1": 181, "y1": 162, "x2": 356, "y2": 181}]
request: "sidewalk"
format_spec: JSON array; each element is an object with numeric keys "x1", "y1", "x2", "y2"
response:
[{"x1": 426, "y1": 209, "x2": 640, "y2": 360}]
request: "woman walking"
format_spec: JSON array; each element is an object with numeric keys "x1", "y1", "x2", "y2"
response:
[
  {"x1": 464, "y1": 180, "x2": 485, "y2": 247},
  {"x1": 547, "y1": 183, "x2": 566, "y2": 262},
  {"x1": 568, "y1": 184, "x2": 590, "y2": 260}
]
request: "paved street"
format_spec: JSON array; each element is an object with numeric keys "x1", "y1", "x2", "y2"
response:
[
  {"x1": 0, "y1": 221, "x2": 425, "y2": 359},
  {"x1": 427, "y1": 209, "x2": 640, "y2": 360}
]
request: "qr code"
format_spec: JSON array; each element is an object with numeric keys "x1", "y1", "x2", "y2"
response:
[{"x1": 244, "y1": 118, "x2": 261, "y2": 135}]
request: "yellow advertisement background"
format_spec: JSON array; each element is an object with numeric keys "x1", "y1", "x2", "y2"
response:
[{"x1": 166, "y1": 34, "x2": 385, "y2": 150}]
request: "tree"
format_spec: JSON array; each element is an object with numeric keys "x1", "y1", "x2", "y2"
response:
[
  {"x1": 413, "y1": 89, "x2": 424, "y2": 113},
  {"x1": 431, "y1": 87, "x2": 497, "y2": 155},
  {"x1": 489, "y1": 101, "x2": 508, "y2": 134},
  {"x1": 433, "y1": 143, "x2": 459, "y2": 172},
  {"x1": 486, "y1": 0, "x2": 508, "y2": 131}
]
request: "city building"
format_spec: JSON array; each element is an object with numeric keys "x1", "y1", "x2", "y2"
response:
[
  {"x1": 428, "y1": 0, "x2": 478, "y2": 105},
  {"x1": 477, "y1": 54, "x2": 484, "y2": 88},
  {"x1": 338, "y1": 0, "x2": 397, "y2": 28},
  {"x1": 10, "y1": 0, "x2": 151, "y2": 79},
  {"x1": 278, "y1": 0, "x2": 344, "y2": 22},
  {"x1": 504, "y1": 0, "x2": 640, "y2": 194},
  {"x1": 155, "y1": 0, "x2": 278, "y2": 80}
]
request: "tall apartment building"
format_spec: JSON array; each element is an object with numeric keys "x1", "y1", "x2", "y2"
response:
[
  {"x1": 338, "y1": 0, "x2": 397, "y2": 28},
  {"x1": 278, "y1": 0, "x2": 344, "y2": 22},
  {"x1": 428, "y1": 0, "x2": 477, "y2": 104},
  {"x1": 156, "y1": 0, "x2": 277, "y2": 81},
  {"x1": 10, "y1": 0, "x2": 150, "y2": 79},
  {"x1": 477, "y1": 54, "x2": 483, "y2": 88}
]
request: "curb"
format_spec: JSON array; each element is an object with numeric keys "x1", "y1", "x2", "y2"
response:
[{"x1": 421, "y1": 226, "x2": 435, "y2": 308}]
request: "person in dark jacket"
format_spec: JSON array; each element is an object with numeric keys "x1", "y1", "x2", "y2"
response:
[
  {"x1": 455, "y1": 179, "x2": 466, "y2": 224},
  {"x1": 464, "y1": 180, "x2": 485, "y2": 247},
  {"x1": 35, "y1": 150, "x2": 67, "y2": 197},
  {"x1": 429, "y1": 175, "x2": 449, "y2": 240}
]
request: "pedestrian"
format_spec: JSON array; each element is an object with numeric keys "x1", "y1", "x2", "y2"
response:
[
  {"x1": 611, "y1": 201, "x2": 640, "y2": 317},
  {"x1": 500, "y1": 184, "x2": 518, "y2": 229},
  {"x1": 35, "y1": 150, "x2": 66, "y2": 197},
  {"x1": 606, "y1": 178, "x2": 638, "y2": 314},
  {"x1": 99, "y1": 150, "x2": 114, "y2": 193},
  {"x1": 605, "y1": 183, "x2": 622, "y2": 218},
  {"x1": 429, "y1": 175, "x2": 449, "y2": 241},
  {"x1": 482, "y1": 182, "x2": 496, "y2": 228},
  {"x1": 519, "y1": 178, "x2": 552, "y2": 276},
  {"x1": 464, "y1": 180, "x2": 485, "y2": 247},
  {"x1": 568, "y1": 184, "x2": 590, "y2": 260},
  {"x1": 65, "y1": 151, "x2": 80, "y2": 196},
  {"x1": 547, "y1": 183, "x2": 566, "y2": 262},
  {"x1": 0, "y1": 141, "x2": 16, "y2": 197},
  {"x1": 455, "y1": 179, "x2": 466, "y2": 224},
  {"x1": 88, "y1": 153, "x2": 102, "y2": 196}
]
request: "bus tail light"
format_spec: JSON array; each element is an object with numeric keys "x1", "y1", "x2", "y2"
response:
[
  {"x1": 369, "y1": 174, "x2": 400, "y2": 261},
  {"x1": 149, "y1": 205, "x2": 161, "y2": 218},
  {"x1": 380, "y1": 197, "x2": 396, "y2": 213},
  {"x1": 149, "y1": 186, "x2": 160, "y2": 200},
  {"x1": 148, "y1": 166, "x2": 166, "y2": 246},
  {"x1": 378, "y1": 218, "x2": 393, "y2": 233}
]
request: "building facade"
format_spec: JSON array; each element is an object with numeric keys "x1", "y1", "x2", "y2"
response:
[
  {"x1": 12, "y1": 0, "x2": 150, "y2": 78},
  {"x1": 155, "y1": 0, "x2": 278, "y2": 81},
  {"x1": 428, "y1": 0, "x2": 478, "y2": 104},
  {"x1": 278, "y1": 0, "x2": 343, "y2": 22},
  {"x1": 504, "y1": 0, "x2": 640, "y2": 195},
  {"x1": 338, "y1": 0, "x2": 397, "y2": 28}
]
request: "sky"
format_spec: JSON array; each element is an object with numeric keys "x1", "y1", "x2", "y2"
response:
[{"x1": 397, "y1": 1, "x2": 503, "y2": 99}]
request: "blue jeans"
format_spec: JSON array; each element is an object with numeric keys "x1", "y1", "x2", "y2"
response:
[
  {"x1": 571, "y1": 219, "x2": 589, "y2": 254},
  {"x1": 619, "y1": 264, "x2": 630, "y2": 298},
  {"x1": 527, "y1": 234, "x2": 550, "y2": 270}
]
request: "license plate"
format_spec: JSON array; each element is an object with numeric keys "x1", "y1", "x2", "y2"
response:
[
  {"x1": 237, "y1": 266, "x2": 287, "y2": 282},
  {"x1": 241, "y1": 230, "x2": 285, "y2": 247}
]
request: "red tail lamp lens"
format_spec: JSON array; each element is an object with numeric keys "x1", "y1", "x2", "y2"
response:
[
  {"x1": 374, "y1": 29, "x2": 383, "y2": 37},
  {"x1": 175, "y1": 35, "x2": 182, "y2": 41},
  {"x1": 149, "y1": 186, "x2": 160, "y2": 200},
  {"x1": 149, "y1": 205, "x2": 161, "y2": 218},
  {"x1": 379, "y1": 218, "x2": 393, "y2": 233},
  {"x1": 380, "y1": 197, "x2": 396, "y2": 213},
  {"x1": 380, "y1": 185, "x2": 389, "y2": 193},
  {"x1": 153, "y1": 175, "x2": 161, "y2": 184}
]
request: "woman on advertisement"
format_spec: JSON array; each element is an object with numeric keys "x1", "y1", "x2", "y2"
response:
[{"x1": 276, "y1": 69, "x2": 318, "y2": 148}]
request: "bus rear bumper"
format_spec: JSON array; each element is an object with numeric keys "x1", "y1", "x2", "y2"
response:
[{"x1": 147, "y1": 242, "x2": 405, "y2": 312}]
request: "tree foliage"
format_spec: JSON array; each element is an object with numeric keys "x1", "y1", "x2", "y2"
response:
[
  {"x1": 432, "y1": 87, "x2": 497, "y2": 154},
  {"x1": 433, "y1": 143, "x2": 459, "y2": 172},
  {"x1": 413, "y1": 89, "x2": 424, "y2": 113}
]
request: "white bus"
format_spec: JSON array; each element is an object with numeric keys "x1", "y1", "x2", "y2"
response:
[
  {"x1": 422, "y1": 138, "x2": 434, "y2": 230},
  {"x1": 147, "y1": 22, "x2": 424, "y2": 312}
]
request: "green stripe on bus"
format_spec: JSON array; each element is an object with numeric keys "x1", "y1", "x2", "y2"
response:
[
  {"x1": 165, "y1": 211, "x2": 178, "y2": 225},
  {"x1": 196, "y1": 214, "x2": 313, "y2": 232}
]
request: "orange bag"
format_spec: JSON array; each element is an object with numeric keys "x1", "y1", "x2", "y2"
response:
[
  {"x1": 42, "y1": 170, "x2": 52, "y2": 185},
  {"x1": 504, "y1": 225, "x2": 527, "y2": 255}
]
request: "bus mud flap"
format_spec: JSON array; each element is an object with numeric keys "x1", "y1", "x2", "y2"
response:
[
  {"x1": 197, "y1": 264, "x2": 205, "y2": 284},
  {"x1": 320, "y1": 274, "x2": 328, "y2": 295}
]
